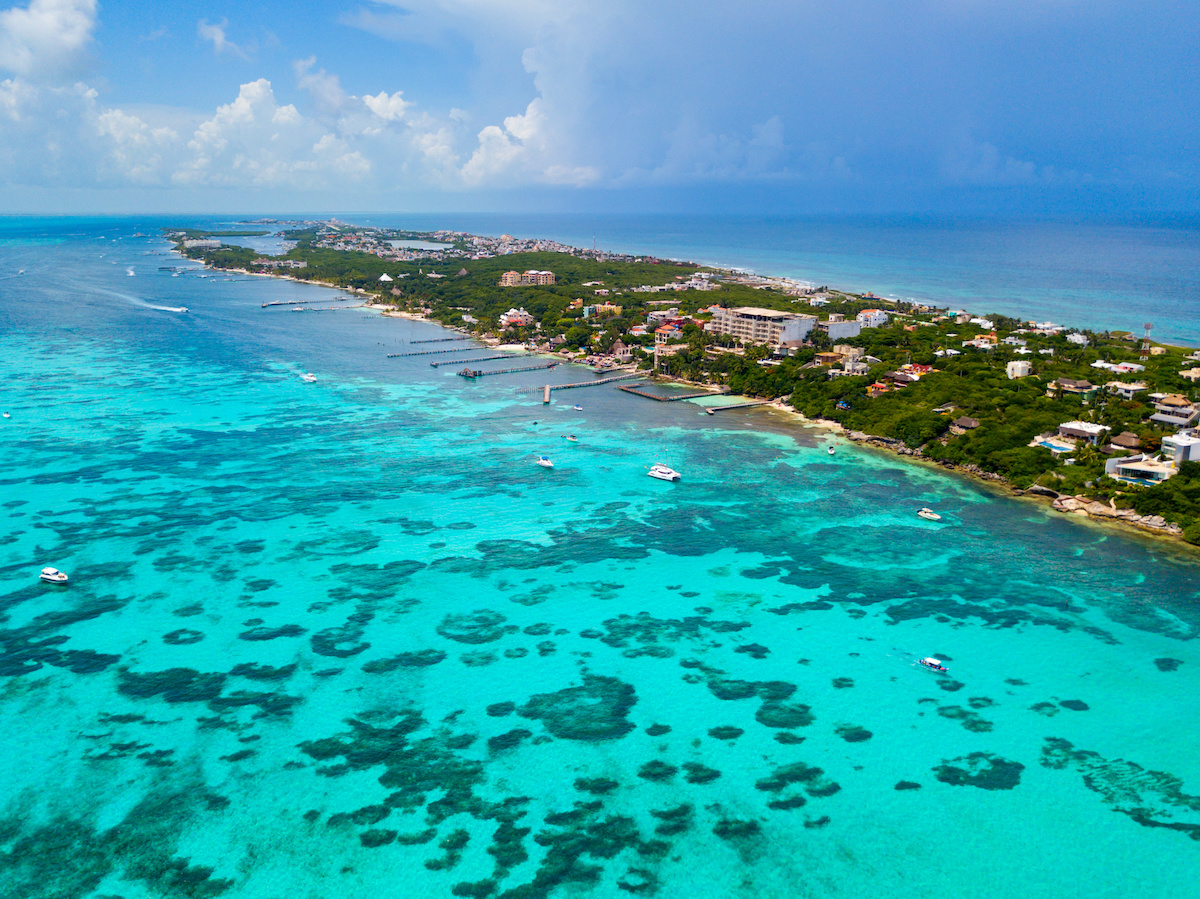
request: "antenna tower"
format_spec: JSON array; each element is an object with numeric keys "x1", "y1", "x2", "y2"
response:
[{"x1": 1141, "y1": 322, "x2": 1153, "y2": 360}]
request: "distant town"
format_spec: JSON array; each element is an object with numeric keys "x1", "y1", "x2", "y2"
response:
[{"x1": 170, "y1": 221, "x2": 1200, "y2": 547}]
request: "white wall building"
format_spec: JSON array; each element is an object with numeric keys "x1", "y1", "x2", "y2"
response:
[
  {"x1": 709, "y1": 307, "x2": 816, "y2": 345},
  {"x1": 1006, "y1": 360, "x2": 1032, "y2": 379}
]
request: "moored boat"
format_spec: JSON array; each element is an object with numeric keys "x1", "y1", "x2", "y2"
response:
[
  {"x1": 40, "y1": 567, "x2": 69, "y2": 585},
  {"x1": 536, "y1": 456, "x2": 554, "y2": 468},
  {"x1": 301, "y1": 372, "x2": 317, "y2": 383},
  {"x1": 917, "y1": 507, "x2": 942, "y2": 521},
  {"x1": 648, "y1": 464, "x2": 681, "y2": 482}
]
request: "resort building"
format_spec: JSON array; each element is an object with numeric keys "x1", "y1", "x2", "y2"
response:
[
  {"x1": 499, "y1": 270, "x2": 556, "y2": 286},
  {"x1": 821, "y1": 320, "x2": 862, "y2": 340},
  {"x1": 856, "y1": 309, "x2": 889, "y2": 328},
  {"x1": 1105, "y1": 454, "x2": 1178, "y2": 485},
  {"x1": 499, "y1": 307, "x2": 535, "y2": 327},
  {"x1": 709, "y1": 307, "x2": 816, "y2": 345}
]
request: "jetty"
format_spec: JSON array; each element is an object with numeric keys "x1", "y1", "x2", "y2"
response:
[
  {"x1": 704, "y1": 400, "x2": 772, "y2": 412},
  {"x1": 389, "y1": 346, "x2": 485, "y2": 358},
  {"x1": 617, "y1": 385, "x2": 718, "y2": 402},
  {"x1": 459, "y1": 362, "x2": 558, "y2": 379},
  {"x1": 516, "y1": 372, "x2": 642, "y2": 394},
  {"x1": 430, "y1": 355, "x2": 513, "y2": 368},
  {"x1": 410, "y1": 336, "x2": 473, "y2": 344},
  {"x1": 262, "y1": 296, "x2": 354, "y2": 308}
]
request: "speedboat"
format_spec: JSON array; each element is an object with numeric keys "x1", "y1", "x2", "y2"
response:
[
  {"x1": 564, "y1": 435, "x2": 578, "y2": 442},
  {"x1": 536, "y1": 456, "x2": 554, "y2": 468},
  {"x1": 917, "y1": 508, "x2": 942, "y2": 521},
  {"x1": 301, "y1": 373, "x2": 317, "y2": 383},
  {"x1": 2, "y1": 412, "x2": 10, "y2": 419},
  {"x1": 648, "y1": 464, "x2": 681, "y2": 482},
  {"x1": 572, "y1": 405, "x2": 583, "y2": 411},
  {"x1": 40, "y1": 567, "x2": 69, "y2": 585},
  {"x1": 827, "y1": 446, "x2": 835, "y2": 455},
  {"x1": 918, "y1": 657, "x2": 948, "y2": 673}
]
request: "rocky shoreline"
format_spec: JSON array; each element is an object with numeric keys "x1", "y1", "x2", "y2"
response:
[{"x1": 838, "y1": 428, "x2": 1186, "y2": 540}]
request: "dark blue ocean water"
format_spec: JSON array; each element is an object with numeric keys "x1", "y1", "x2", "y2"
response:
[{"x1": 1, "y1": 217, "x2": 1199, "y2": 898}]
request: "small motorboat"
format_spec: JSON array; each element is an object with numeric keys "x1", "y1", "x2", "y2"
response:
[
  {"x1": 2, "y1": 412, "x2": 10, "y2": 419},
  {"x1": 536, "y1": 456, "x2": 554, "y2": 468},
  {"x1": 572, "y1": 405, "x2": 583, "y2": 411},
  {"x1": 301, "y1": 373, "x2": 317, "y2": 383},
  {"x1": 564, "y1": 435, "x2": 578, "y2": 442},
  {"x1": 917, "y1": 508, "x2": 942, "y2": 521},
  {"x1": 827, "y1": 446, "x2": 835, "y2": 455},
  {"x1": 918, "y1": 657, "x2": 948, "y2": 673},
  {"x1": 40, "y1": 567, "x2": 69, "y2": 585},
  {"x1": 648, "y1": 463, "x2": 681, "y2": 482}
]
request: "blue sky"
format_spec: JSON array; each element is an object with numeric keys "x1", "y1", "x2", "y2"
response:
[{"x1": 1, "y1": 0, "x2": 1197, "y2": 214}]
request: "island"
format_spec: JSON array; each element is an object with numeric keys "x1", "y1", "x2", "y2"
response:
[{"x1": 167, "y1": 222, "x2": 1200, "y2": 548}]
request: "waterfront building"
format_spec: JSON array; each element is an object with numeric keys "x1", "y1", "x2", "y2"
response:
[
  {"x1": 709, "y1": 307, "x2": 816, "y2": 345},
  {"x1": 499, "y1": 307, "x2": 535, "y2": 327},
  {"x1": 1105, "y1": 453, "x2": 1178, "y2": 484},
  {"x1": 1057, "y1": 421, "x2": 1110, "y2": 444}
]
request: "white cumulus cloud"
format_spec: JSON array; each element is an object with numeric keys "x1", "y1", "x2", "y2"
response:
[{"x1": 0, "y1": 0, "x2": 97, "y2": 81}]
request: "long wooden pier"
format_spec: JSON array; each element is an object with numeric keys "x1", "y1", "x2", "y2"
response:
[
  {"x1": 516, "y1": 372, "x2": 642, "y2": 394},
  {"x1": 410, "y1": 336, "x2": 473, "y2": 344},
  {"x1": 705, "y1": 400, "x2": 772, "y2": 412},
  {"x1": 262, "y1": 296, "x2": 353, "y2": 307},
  {"x1": 388, "y1": 346, "x2": 483, "y2": 358},
  {"x1": 430, "y1": 354, "x2": 513, "y2": 368},
  {"x1": 459, "y1": 362, "x2": 558, "y2": 379},
  {"x1": 617, "y1": 385, "x2": 718, "y2": 402}
]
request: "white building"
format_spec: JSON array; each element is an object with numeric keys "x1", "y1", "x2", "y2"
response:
[
  {"x1": 1066, "y1": 332, "x2": 1090, "y2": 346},
  {"x1": 499, "y1": 307, "x2": 535, "y2": 327},
  {"x1": 1006, "y1": 360, "x2": 1032, "y2": 379},
  {"x1": 856, "y1": 309, "x2": 889, "y2": 328},
  {"x1": 709, "y1": 307, "x2": 817, "y2": 345},
  {"x1": 1162, "y1": 431, "x2": 1200, "y2": 464}
]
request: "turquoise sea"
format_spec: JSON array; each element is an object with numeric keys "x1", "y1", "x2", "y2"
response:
[{"x1": 2, "y1": 217, "x2": 1200, "y2": 898}]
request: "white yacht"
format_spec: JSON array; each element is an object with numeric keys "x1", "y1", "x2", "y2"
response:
[
  {"x1": 827, "y1": 446, "x2": 835, "y2": 455},
  {"x1": 301, "y1": 373, "x2": 317, "y2": 383},
  {"x1": 917, "y1": 508, "x2": 942, "y2": 521},
  {"x1": 648, "y1": 464, "x2": 681, "y2": 482},
  {"x1": 40, "y1": 567, "x2": 69, "y2": 585},
  {"x1": 536, "y1": 456, "x2": 554, "y2": 468}
]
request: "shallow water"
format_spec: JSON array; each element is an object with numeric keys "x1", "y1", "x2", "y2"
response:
[{"x1": 1, "y1": 218, "x2": 1199, "y2": 898}]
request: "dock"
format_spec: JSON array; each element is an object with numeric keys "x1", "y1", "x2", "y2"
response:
[
  {"x1": 430, "y1": 355, "x2": 514, "y2": 368},
  {"x1": 704, "y1": 400, "x2": 772, "y2": 412},
  {"x1": 410, "y1": 336, "x2": 473, "y2": 344},
  {"x1": 459, "y1": 362, "x2": 558, "y2": 379},
  {"x1": 517, "y1": 372, "x2": 643, "y2": 394},
  {"x1": 389, "y1": 346, "x2": 484, "y2": 358},
  {"x1": 262, "y1": 296, "x2": 354, "y2": 308},
  {"x1": 617, "y1": 385, "x2": 718, "y2": 402}
]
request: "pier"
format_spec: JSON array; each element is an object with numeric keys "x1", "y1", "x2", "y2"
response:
[
  {"x1": 617, "y1": 385, "x2": 719, "y2": 402},
  {"x1": 261, "y1": 296, "x2": 354, "y2": 308},
  {"x1": 388, "y1": 346, "x2": 484, "y2": 358},
  {"x1": 430, "y1": 355, "x2": 514, "y2": 368},
  {"x1": 704, "y1": 400, "x2": 772, "y2": 412},
  {"x1": 410, "y1": 336, "x2": 473, "y2": 345},
  {"x1": 516, "y1": 372, "x2": 643, "y2": 394},
  {"x1": 459, "y1": 362, "x2": 558, "y2": 379}
]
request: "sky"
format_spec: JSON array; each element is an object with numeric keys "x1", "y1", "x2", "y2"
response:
[{"x1": 0, "y1": 0, "x2": 1198, "y2": 214}]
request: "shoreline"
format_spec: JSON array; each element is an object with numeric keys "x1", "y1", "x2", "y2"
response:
[{"x1": 178, "y1": 244, "x2": 1198, "y2": 552}]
